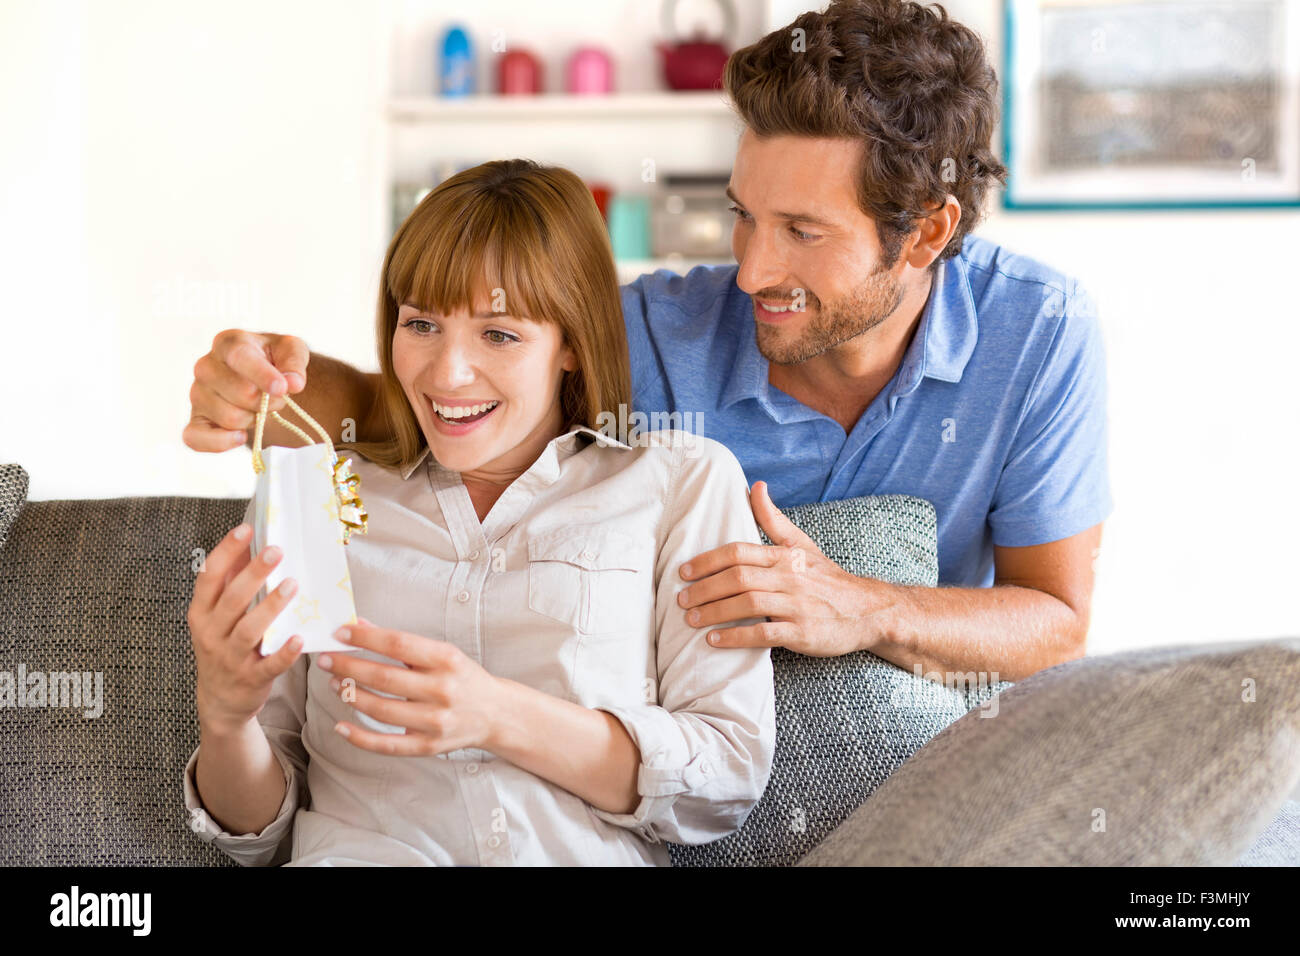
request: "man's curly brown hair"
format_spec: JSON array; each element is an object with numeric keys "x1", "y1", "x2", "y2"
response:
[{"x1": 724, "y1": 0, "x2": 1008, "y2": 272}]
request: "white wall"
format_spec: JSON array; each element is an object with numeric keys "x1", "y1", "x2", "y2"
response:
[
  {"x1": 1, "y1": 0, "x2": 388, "y2": 499},
  {"x1": 1, "y1": 0, "x2": 1296, "y2": 653}
]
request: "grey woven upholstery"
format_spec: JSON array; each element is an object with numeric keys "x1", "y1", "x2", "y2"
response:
[
  {"x1": 0, "y1": 463, "x2": 27, "y2": 552},
  {"x1": 667, "y1": 495, "x2": 1014, "y2": 867},
  {"x1": 0, "y1": 482, "x2": 243, "y2": 865},
  {"x1": 798, "y1": 638, "x2": 1300, "y2": 866}
]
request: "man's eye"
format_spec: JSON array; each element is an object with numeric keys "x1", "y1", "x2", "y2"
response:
[
  {"x1": 791, "y1": 227, "x2": 819, "y2": 242},
  {"x1": 727, "y1": 203, "x2": 750, "y2": 221}
]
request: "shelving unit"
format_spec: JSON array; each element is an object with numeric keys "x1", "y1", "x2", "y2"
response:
[
  {"x1": 377, "y1": 3, "x2": 775, "y2": 282},
  {"x1": 389, "y1": 91, "x2": 735, "y2": 123}
]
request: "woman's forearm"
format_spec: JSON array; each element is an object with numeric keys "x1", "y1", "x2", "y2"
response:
[
  {"x1": 194, "y1": 717, "x2": 289, "y2": 836},
  {"x1": 486, "y1": 678, "x2": 641, "y2": 815}
]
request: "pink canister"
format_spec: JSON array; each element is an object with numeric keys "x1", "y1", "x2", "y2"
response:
[{"x1": 566, "y1": 46, "x2": 614, "y2": 94}]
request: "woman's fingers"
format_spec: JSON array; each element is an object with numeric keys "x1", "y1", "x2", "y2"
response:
[
  {"x1": 253, "y1": 633, "x2": 304, "y2": 683},
  {"x1": 213, "y1": 542, "x2": 284, "y2": 633},
  {"x1": 211, "y1": 330, "x2": 291, "y2": 407},
  {"x1": 185, "y1": 330, "x2": 301, "y2": 453},
  {"x1": 232, "y1": 574, "x2": 299, "y2": 653},
  {"x1": 191, "y1": 524, "x2": 255, "y2": 617},
  {"x1": 182, "y1": 414, "x2": 249, "y2": 453}
]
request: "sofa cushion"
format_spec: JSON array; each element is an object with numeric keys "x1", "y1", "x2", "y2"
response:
[
  {"x1": 667, "y1": 494, "x2": 1013, "y2": 867},
  {"x1": 0, "y1": 463, "x2": 28, "y2": 553},
  {"x1": 797, "y1": 638, "x2": 1300, "y2": 866},
  {"x1": 0, "y1": 493, "x2": 246, "y2": 865}
]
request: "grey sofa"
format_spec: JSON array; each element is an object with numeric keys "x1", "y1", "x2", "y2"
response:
[{"x1": 1, "y1": 460, "x2": 1297, "y2": 866}]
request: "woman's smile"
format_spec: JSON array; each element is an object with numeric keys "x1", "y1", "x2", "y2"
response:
[{"x1": 427, "y1": 395, "x2": 502, "y2": 434}]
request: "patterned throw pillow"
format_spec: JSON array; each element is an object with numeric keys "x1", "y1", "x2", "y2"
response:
[{"x1": 667, "y1": 495, "x2": 1013, "y2": 867}]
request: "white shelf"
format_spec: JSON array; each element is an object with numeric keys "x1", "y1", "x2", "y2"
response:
[{"x1": 389, "y1": 92, "x2": 736, "y2": 122}]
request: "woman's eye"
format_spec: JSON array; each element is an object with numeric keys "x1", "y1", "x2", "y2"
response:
[
  {"x1": 403, "y1": 319, "x2": 435, "y2": 334},
  {"x1": 485, "y1": 329, "x2": 519, "y2": 346}
]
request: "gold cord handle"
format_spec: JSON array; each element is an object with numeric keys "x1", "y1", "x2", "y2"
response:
[
  {"x1": 251, "y1": 392, "x2": 336, "y2": 475},
  {"x1": 249, "y1": 391, "x2": 369, "y2": 544}
]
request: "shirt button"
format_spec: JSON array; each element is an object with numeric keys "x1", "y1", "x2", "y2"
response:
[
  {"x1": 466, "y1": 762, "x2": 479, "y2": 775},
  {"x1": 487, "y1": 834, "x2": 501, "y2": 849},
  {"x1": 456, "y1": 590, "x2": 470, "y2": 603},
  {"x1": 700, "y1": 761, "x2": 712, "y2": 775},
  {"x1": 468, "y1": 550, "x2": 480, "y2": 561},
  {"x1": 581, "y1": 549, "x2": 595, "y2": 561}
]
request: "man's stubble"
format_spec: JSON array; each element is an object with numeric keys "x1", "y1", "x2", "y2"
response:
[{"x1": 754, "y1": 261, "x2": 906, "y2": 366}]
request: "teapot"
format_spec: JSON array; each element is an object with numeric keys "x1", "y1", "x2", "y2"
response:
[{"x1": 656, "y1": 0, "x2": 736, "y2": 91}]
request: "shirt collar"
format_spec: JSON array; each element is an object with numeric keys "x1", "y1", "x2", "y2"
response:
[
  {"x1": 720, "y1": 253, "x2": 979, "y2": 410},
  {"x1": 398, "y1": 423, "x2": 629, "y2": 481}
]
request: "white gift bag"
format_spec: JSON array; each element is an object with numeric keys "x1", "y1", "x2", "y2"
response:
[{"x1": 249, "y1": 393, "x2": 368, "y2": 656}]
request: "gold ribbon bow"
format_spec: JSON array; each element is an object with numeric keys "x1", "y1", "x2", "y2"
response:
[{"x1": 251, "y1": 392, "x2": 368, "y2": 544}]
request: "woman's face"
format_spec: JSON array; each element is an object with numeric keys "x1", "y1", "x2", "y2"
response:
[{"x1": 393, "y1": 294, "x2": 578, "y2": 482}]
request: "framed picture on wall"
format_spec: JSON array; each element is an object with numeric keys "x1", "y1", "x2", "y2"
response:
[{"x1": 1002, "y1": 0, "x2": 1300, "y2": 209}]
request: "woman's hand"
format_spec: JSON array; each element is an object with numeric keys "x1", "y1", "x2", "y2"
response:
[
  {"x1": 189, "y1": 523, "x2": 305, "y2": 738},
  {"x1": 184, "y1": 329, "x2": 309, "y2": 452},
  {"x1": 317, "y1": 621, "x2": 505, "y2": 755}
]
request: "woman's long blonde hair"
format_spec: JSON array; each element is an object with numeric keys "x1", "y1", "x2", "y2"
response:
[{"x1": 337, "y1": 158, "x2": 632, "y2": 474}]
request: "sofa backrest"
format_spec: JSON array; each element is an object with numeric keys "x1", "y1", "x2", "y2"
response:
[
  {"x1": 0, "y1": 464, "x2": 241, "y2": 865},
  {"x1": 0, "y1": 463, "x2": 1008, "y2": 865}
]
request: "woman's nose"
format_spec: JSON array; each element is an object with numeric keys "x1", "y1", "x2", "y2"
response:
[{"x1": 428, "y1": 342, "x2": 477, "y2": 390}]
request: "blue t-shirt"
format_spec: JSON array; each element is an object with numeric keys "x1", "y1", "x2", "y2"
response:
[{"x1": 620, "y1": 234, "x2": 1114, "y2": 587}]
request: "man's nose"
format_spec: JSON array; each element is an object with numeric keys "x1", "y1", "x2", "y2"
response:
[{"x1": 735, "y1": 227, "x2": 788, "y2": 296}]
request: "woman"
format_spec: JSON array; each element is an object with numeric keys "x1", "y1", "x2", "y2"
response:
[{"x1": 182, "y1": 159, "x2": 776, "y2": 865}]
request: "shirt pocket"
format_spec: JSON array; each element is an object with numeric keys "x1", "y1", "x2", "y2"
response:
[{"x1": 527, "y1": 527, "x2": 652, "y2": 635}]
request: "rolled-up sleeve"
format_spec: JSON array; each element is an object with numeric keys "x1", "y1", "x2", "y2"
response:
[
  {"x1": 592, "y1": 436, "x2": 776, "y2": 844},
  {"x1": 181, "y1": 498, "x2": 311, "y2": 866}
]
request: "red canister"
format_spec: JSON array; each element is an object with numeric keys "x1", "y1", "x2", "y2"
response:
[{"x1": 498, "y1": 49, "x2": 542, "y2": 94}]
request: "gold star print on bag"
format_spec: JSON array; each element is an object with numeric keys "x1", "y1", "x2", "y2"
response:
[{"x1": 249, "y1": 392, "x2": 368, "y2": 655}]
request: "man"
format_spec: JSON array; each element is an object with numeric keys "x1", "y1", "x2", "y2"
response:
[{"x1": 185, "y1": 0, "x2": 1111, "y2": 683}]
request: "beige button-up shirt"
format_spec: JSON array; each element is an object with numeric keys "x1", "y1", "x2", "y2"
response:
[{"x1": 183, "y1": 425, "x2": 776, "y2": 865}]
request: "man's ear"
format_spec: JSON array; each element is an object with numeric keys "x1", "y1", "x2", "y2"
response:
[{"x1": 904, "y1": 195, "x2": 961, "y2": 271}]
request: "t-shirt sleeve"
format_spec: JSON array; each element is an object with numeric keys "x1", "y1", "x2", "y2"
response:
[
  {"x1": 620, "y1": 274, "x2": 671, "y2": 416},
  {"x1": 987, "y1": 281, "x2": 1114, "y2": 547}
]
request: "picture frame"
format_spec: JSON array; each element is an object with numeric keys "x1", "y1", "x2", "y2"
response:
[{"x1": 1002, "y1": 0, "x2": 1300, "y2": 209}]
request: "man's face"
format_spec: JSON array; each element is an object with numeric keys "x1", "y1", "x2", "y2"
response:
[{"x1": 728, "y1": 129, "x2": 909, "y2": 365}]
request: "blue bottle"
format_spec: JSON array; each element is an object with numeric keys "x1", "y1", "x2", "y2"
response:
[{"x1": 440, "y1": 26, "x2": 475, "y2": 97}]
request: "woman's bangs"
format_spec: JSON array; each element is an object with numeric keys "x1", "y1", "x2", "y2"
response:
[{"x1": 388, "y1": 194, "x2": 557, "y2": 327}]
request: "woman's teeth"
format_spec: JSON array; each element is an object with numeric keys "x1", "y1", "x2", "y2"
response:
[{"x1": 432, "y1": 399, "x2": 500, "y2": 424}]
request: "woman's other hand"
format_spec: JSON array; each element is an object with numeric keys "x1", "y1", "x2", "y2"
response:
[
  {"x1": 318, "y1": 621, "x2": 504, "y2": 755},
  {"x1": 184, "y1": 329, "x2": 309, "y2": 452},
  {"x1": 189, "y1": 523, "x2": 304, "y2": 737}
]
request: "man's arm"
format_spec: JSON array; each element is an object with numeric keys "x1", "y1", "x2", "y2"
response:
[
  {"x1": 870, "y1": 523, "x2": 1102, "y2": 682},
  {"x1": 677, "y1": 481, "x2": 1103, "y2": 683}
]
